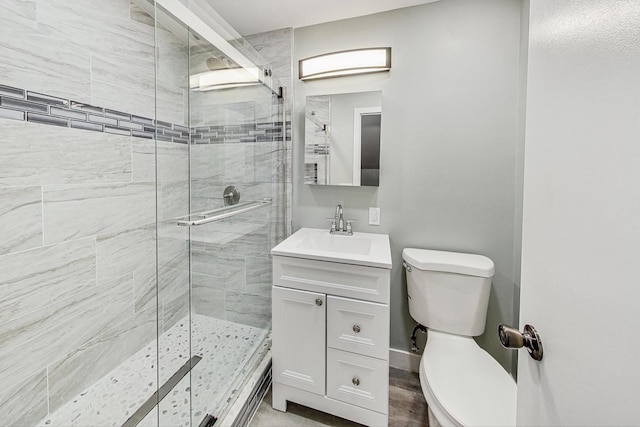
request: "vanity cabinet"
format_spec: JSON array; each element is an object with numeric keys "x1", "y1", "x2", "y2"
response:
[{"x1": 271, "y1": 255, "x2": 390, "y2": 426}]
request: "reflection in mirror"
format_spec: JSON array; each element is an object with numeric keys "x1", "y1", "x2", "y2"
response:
[{"x1": 304, "y1": 91, "x2": 382, "y2": 186}]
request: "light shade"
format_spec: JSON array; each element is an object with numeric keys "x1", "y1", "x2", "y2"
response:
[
  {"x1": 189, "y1": 67, "x2": 261, "y2": 91},
  {"x1": 299, "y1": 48, "x2": 391, "y2": 81}
]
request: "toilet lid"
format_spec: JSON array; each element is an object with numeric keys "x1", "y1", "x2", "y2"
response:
[
  {"x1": 421, "y1": 330, "x2": 517, "y2": 427},
  {"x1": 402, "y1": 248, "x2": 495, "y2": 278}
]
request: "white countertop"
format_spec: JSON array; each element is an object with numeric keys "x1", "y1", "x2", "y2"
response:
[{"x1": 271, "y1": 227, "x2": 392, "y2": 269}]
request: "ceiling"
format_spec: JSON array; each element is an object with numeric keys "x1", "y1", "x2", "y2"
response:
[{"x1": 205, "y1": 0, "x2": 441, "y2": 36}]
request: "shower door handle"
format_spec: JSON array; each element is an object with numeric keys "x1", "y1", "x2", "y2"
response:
[{"x1": 498, "y1": 324, "x2": 543, "y2": 361}]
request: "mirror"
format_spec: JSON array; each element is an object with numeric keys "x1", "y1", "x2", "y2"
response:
[{"x1": 304, "y1": 91, "x2": 382, "y2": 186}]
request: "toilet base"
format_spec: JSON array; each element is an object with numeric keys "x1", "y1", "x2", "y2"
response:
[
  {"x1": 428, "y1": 407, "x2": 441, "y2": 427},
  {"x1": 418, "y1": 330, "x2": 517, "y2": 427}
]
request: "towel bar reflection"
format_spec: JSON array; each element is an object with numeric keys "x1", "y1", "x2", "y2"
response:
[{"x1": 176, "y1": 198, "x2": 272, "y2": 227}]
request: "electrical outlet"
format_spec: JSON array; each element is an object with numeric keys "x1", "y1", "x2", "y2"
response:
[{"x1": 369, "y1": 207, "x2": 381, "y2": 226}]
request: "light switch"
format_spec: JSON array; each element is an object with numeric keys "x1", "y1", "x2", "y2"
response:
[{"x1": 369, "y1": 207, "x2": 381, "y2": 226}]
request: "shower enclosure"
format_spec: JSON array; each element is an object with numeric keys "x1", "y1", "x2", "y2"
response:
[{"x1": 0, "y1": 0, "x2": 286, "y2": 425}]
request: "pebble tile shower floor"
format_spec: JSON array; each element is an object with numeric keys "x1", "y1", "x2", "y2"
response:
[{"x1": 37, "y1": 315, "x2": 269, "y2": 427}]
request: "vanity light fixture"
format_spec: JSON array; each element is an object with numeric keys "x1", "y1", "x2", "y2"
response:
[
  {"x1": 299, "y1": 47, "x2": 391, "y2": 81},
  {"x1": 189, "y1": 67, "x2": 261, "y2": 91}
]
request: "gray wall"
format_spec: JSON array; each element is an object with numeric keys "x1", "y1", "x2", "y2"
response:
[{"x1": 293, "y1": 0, "x2": 525, "y2": 373}]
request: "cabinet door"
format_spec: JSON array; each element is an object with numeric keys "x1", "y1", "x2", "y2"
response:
[{"x1": 272, "y1": 286, "x2": 326, "y2": 395}]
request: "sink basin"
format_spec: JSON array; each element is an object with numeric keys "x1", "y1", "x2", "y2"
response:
[
  {"x1": 271, "y1": 228, "x2": 392, "y2": 269},
  {"x1": 297, "y1": 233, "x2": 372, "y2": 255}
]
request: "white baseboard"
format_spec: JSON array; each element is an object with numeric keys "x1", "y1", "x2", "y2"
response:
[{"x1": 389, "y1": 348, "x2": 421, "y2": 373}]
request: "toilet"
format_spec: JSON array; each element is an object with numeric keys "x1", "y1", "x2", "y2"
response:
[{"x1": 402, "y1": 248, "x2": 516, "y2": 427}]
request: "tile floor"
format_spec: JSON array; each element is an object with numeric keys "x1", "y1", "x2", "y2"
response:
[
  {"x1": 249, "y1": 367, "x2": 429, "y2": 427},
  {"x1": 37, "y1": 315, "x2": 269, "y2": 427}
]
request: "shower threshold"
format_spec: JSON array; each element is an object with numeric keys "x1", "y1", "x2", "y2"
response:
[{"x1": 36, "y1": 315, "x2": 269, "y2": 427}]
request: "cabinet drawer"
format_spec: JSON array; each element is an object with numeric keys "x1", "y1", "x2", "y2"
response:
[
  {"x1": 273, "y1": 256, "x2": 390, "y2": 304},
  {"x1": 326, "y1": 348, "x2": 389, "y2": 414},
  {"x1": 327, "y1": 296, "x2": 389, "y2": 360}
]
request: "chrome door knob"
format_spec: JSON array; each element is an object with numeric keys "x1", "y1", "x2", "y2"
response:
[
  {"x1": 352, "y1": 377, "x2": 360, "y2": 386},
  {"x1": 498, "y1": 325, "x2": 524, "y2": 348},
  {"x1": 353, "y1": 325, "x2": 361, "y2": 333},
  {"x1": 498, "y1": 324, "x2": 543, "y2": 361},
  {"x1": 315, "y1": 298, "x2": 323, "y2": 306}
]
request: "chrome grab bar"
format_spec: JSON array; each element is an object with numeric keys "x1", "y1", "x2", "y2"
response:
[{"x1": 176, "y1": 198, "x2": 272, "y2": 227}]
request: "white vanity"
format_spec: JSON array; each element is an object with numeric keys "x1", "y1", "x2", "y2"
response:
[{"x1": 270, "y1": 228, "x2": 392, "y2": 426}]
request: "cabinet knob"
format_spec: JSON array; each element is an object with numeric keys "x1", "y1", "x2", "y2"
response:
[
  {"x1": 352, "y1": 377, "x2": 360, "y2": 386},
  {"x1": 353, "y1": 325, "x2": 361, "y2": 333},
  {"x1": 315, "y1": 298, "x2": 323, "y2": 306}
]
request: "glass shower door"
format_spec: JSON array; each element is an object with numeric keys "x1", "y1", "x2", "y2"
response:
[
  {"x1": 148, "y1": 4, "x2": 193, "y2": 426},
  {"x1": 187, "y1": 33, "x2": 280, "y2": 425},
  {"x1": 152, "y1": 2, "x2": 282, "y2": 425}
]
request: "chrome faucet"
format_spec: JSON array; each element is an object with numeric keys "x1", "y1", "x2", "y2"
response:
[
  {"x1": 327, "y1": 204, "x2": 353, "y2": 235},
  {"x1": 335, "y1": 204, "x2": 344, "y2": 231}
]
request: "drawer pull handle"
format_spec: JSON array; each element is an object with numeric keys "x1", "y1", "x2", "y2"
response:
[
  {"x1": 353, "y1": 325, "x2": 361, "y2": 333},
  {"x1": 352, "y1": 377, "x2": 360, "y2": 386},
  {"x1": 315, "y1": 298, "x2": 323, "y2": 306}
]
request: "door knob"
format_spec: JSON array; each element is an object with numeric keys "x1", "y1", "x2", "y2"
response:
[
  {"x1": 315, "y1": 298, "x2": 323, "y2": 306},
  {"x1": 498, "y1": 324, "x2": 543, "y2": 361}
]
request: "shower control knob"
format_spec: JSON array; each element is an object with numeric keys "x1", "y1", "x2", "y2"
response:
[
  {"x1": 353, "y1": 325, "x2": 361, "y2": 333},
  {"x1": 315, "y1": 298, "x2": 323, "y2": 306},
  {"x1": 498, "y1": 324, "x2": 543, "y2": 361}
]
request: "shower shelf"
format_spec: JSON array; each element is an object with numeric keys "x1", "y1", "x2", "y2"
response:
[{"x1": 177, "y1": 198, "x2": 272, "y2": 227}]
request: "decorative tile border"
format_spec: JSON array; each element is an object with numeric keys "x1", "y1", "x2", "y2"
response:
[
  {"x1": 191, "y1": 121, "x2": 292, "y2": 145},
  {"x1": 0, "y1": 83, "x2": 291, "y2": 145},
  {"x1": 0, "y1": 84, "x2": 188, "y2": 142}
]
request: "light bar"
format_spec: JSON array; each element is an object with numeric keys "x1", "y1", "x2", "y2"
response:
[
  {"x1": 189, "y1": 67, "x2": 261, "y2": 91},
  {"x1": 299, "y1": 47, "x2": 391, "y2": 81}
]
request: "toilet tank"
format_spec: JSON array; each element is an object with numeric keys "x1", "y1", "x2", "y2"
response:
[{"x1": 403, "y1": 248, "x2": 495, "y2": 337}]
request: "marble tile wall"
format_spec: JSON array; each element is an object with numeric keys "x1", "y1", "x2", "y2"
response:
[
  {"x1": 0, "y1": 3, "x2": 292, "y2": 423},
  {"x1": 245, "y1": 28, "x2": 294, "y2": 239},
  {"x1": 0, "y1": 116, "x2": 191, "y2": 424},
  {"x1": 189, "y1": 91, "x2": 276, "y2": 328},
  {"x1": 189, "y1": 28, "x2": 292, "y2": 331},
  {"x1": 0, "y1": 0, "x2": 190, "y2": 424},
  {"x1": 0, "y1": 369, "x2": 48, "y2": 426},
  {"x1": 190, "y1": 208, "x2": 273, "y2": 329}
]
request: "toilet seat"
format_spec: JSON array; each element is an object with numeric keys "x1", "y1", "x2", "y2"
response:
[{"x1": 419, "y1": 330, "x2": 517, "y2": 427}]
